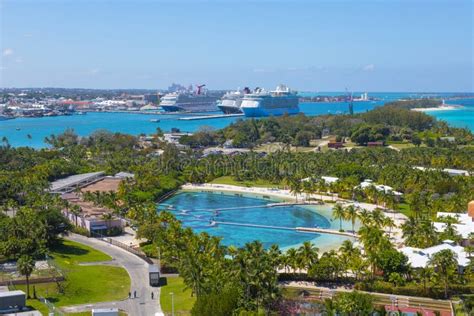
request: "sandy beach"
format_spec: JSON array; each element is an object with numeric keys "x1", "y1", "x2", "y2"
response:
[{"x1": 411, "y1": 105, "x2": 461, "y2": 112}]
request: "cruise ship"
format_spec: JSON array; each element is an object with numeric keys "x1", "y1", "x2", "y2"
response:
[
  {"x1": 240, "y1": 85, "x2": 299, "y2": 117},
  {"x1": 216, "y1": 87, "x2": 251, "y2": 114},
  {"x1": 160, "y1": 84, "x2": 219, "y2": 112}
]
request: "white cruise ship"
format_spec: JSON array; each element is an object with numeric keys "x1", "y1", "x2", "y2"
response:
[
  {"x1": 240, "y1": 85, "x2": 299, "y2": 117},
  {"x1": 160, "y1": 84, "x2": 219, "y2": 112},
  {"x1": 216, "y1": 87, "x2": 251, "y2": 114}
]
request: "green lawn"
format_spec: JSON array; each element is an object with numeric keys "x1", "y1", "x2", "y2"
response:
[
  {"x1": 160, "y1": 277, "x2": 196, "y2": 315},
  {"x1": 15, "y1": 239, "x2": 130, "y2": 314},
  {"x1": 397, "y1": 203, "x2": 413, "y2": 217},
  {"x1": 387, "y1": 142, "x2": 417, "y2": 149},
  {"x1": 210, "y1": 176, "x2": 284, "y2": 189}
]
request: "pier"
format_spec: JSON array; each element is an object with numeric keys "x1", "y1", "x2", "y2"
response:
[
  {"x1": 296, "y1": 227, "x2": 357, "y2": 238},
  {"x1": 197, "y1": 202, "x2": 303, "y2": 213},
  {"x1": 178, "y1": 113, "x2": 244, "y2": 121},
  {"x1": 214, "y1": 221, "x2": 295, "y2": 231}
]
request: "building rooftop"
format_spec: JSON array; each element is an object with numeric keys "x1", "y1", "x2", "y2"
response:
[
  {"x1": 358, "y1": 180, "x2": 403, "y2": 196},
  {"x1": 0, "y1": 290, "x2": 25, "y2": 298},
  {"x1": 115, "y1": 172, "x2": 135, "y2": 179},
  {"x1": 400, "y1": 241, "x2": 469, "y2": 268},
  {"x1": 413, "y1": 166, "x2": 470, "y2": 176},
  {"x1": 434, "y1": 212, "x2": 474, "y2": 239},
  {"x1": 50, "y1": 171, "x2": 105, "y2": 193},
  {"x1": 80, "y1": 177, "x2": 122, "y2": 193},
  {"x1": 321, "y1": 176, "x2": 339, "y2": 184}
]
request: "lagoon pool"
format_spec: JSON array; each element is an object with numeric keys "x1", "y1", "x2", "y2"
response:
[{"x1": 160, "y1": 190, "x2": 355, "y2": 251}]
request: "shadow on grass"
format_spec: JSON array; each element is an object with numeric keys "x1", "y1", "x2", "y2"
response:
[
  {"x1": 51, "y1": 242, "x2": 90, "y2": 259},
  {"x1": 158, "y1": 277, "x2": 168, "y2": 287}
]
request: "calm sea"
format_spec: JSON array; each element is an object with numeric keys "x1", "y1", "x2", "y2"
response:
[{"x1": 1, "y1": 92, "x2": 473, "y2": 148}]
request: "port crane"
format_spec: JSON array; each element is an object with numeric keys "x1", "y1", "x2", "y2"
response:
[{"x1": 345, "y1": 88, "x2": 354, "y2": 115}]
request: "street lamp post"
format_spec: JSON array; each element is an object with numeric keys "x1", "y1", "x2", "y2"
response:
[{"x1": 170, "y1": 292, "x2": 174, "y2": 316}]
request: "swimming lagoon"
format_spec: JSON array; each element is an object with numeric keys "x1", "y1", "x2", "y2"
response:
[{"x1": 160, "y1": 190, "x2": 356, "y2": 251}]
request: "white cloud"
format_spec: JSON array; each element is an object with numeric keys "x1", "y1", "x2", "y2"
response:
[
  {"x1": 2, "y1": 48, "x2": 14, "y2": 57},
  {"x1": 362, "y1": 64, "x2": 375, "y2": 72},
  {"x1": 15, "y1": 57, "x2": 23, "y2": 64}
]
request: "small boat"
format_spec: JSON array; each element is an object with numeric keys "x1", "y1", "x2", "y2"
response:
[
  {"x1": 77, "y1": 111, "x2": 87, "y2": 115},
  {"x1": 150, "y1": 119, "x2": 160, "y2": 123},
  {"x1": 16, "y1": 128, "x2": 21, "y2": 131}
]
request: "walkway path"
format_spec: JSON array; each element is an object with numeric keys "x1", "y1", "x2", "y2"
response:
[{"x1": 61, "y1": 234, "x2": 162, "y2": 316}]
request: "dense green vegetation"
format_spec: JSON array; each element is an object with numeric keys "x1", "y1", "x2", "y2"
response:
[{"x1": 179, "y1": 100, "x2": 473, "y2": 148}]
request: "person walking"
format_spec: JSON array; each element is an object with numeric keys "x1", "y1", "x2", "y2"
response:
[
  {"x1": 134, "y1": 290, "x2": 137, "y2": 298},
  {"x1": 151, "y1": 292, "x2": 154, "y2": 300},
  {"x1": 128, "y1": 292, "x2": 131, "y2": 299}
]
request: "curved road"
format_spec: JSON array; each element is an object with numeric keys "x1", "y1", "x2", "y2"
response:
[{"x1": 62, "y1": 234, "x2": 162, "y2": 316}]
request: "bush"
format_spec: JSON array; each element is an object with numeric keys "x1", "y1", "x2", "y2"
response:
[
  {"x1": 191, "y1": 287, "x2": 239, "y2": 316},
  {"x1": 71, "y1": 226, "x2": 90, "y2": 237},
  {"x1": 355, "y1": 281, "x2": 474, "y2": 299}
]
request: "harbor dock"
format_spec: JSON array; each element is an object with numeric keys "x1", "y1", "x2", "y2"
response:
[{"x1": 178, "y1": 113, "x2": 244, "y2": 121}]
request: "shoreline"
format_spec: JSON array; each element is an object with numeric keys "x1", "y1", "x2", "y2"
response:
[{"x1": 411, "y1": 105, "x2": 462, "y2": 112}]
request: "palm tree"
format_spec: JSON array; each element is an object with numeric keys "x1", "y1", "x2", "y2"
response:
[
  {"x1": 297, "y1": 241, "x2": 319, "y2": 271},
  {"x1": 17, "y1": 255, "x2": 35, "y2": 298},
  {"x1": 70, "y1": 204, "x2": 82, "y2": 227},
  {"x1": 383, "y1": 216, "x2": 395, "y2": 239},
  {"x1": 429, "y1": 249, "x2": 458, "y2": 298},
  {"x1": 302, "y1": 180, "x2": 315, "y2": 201},
  {"x1": 289, "y1": 179, "x2": 303, "y2": 202},
  {"x1": 286, "y1": 248, "x2": 298, "y2": 275},
  {"x1": 370, "y1": 208, "x2": 386, "y2": 229},
  {"x1": 357, "y1": 208, "x2": 372, "y2": 226},
  {"x1": 332, "y1": 203, "x2": 346, "y2": 231},
  {"x1": 345, "y1": 205, "x2": 358, "y2": 233},
  {"x1": 339, "y1": 240, "x2": 359, "y2": 278},
  {"x1": 418, "y1": 267, "x2": 434, "y2": 295},
  {"x1": 401, "y1": 216, "x2": 418, "y2": 246}
]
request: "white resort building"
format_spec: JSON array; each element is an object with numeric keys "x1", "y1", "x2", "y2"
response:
[
  {"x1": 433, "y1": 201, "x2": 474, "y2": 246},
  {"x1": 400, "y1": 240, "x2": 470, "y2": 270},
  {"x1": 358, "y1": 179, "x2": 403, "y2": 196}
]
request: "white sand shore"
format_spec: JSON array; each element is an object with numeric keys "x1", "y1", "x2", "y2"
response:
[{"x1": 411, "y1": 105, "x2": 461, "y2": 112}]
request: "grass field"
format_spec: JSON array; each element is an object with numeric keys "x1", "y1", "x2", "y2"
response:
[
  {"x1": 397, "y1": 203, "x2": 413, "y2": 217},
  {"x1": 160, "y1": 277, "x2": 196, "y2": 315},
  {"x1": 210, "y1": 176, "x2": 284, "y2": 189},
  {"x1": 15, "y1": 239, "x2": 130, "y2": 314}
]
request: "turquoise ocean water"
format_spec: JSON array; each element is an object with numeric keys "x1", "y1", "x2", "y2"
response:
[{"x1": 0, "y1": 92, "x2": 472, "y2": 148}]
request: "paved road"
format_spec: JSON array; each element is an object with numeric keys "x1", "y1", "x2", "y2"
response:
[{"x1": 62, "y1": 234, "x2": 162, "y2": 316}]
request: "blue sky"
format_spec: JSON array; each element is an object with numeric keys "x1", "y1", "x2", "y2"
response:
[{"x1": 1, "y1": 0, "x2": 472, "y2": 91}]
